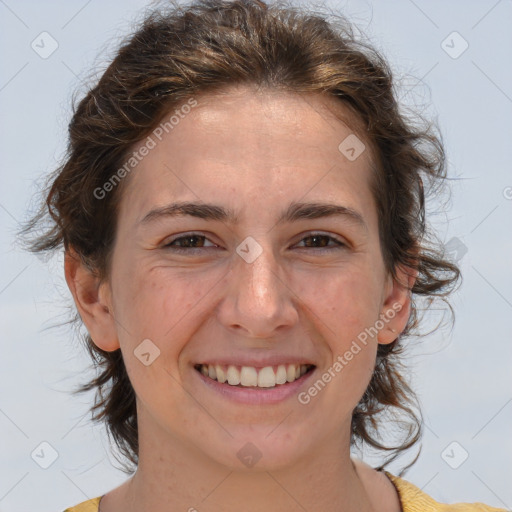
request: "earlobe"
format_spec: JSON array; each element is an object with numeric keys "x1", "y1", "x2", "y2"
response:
[
  {"x1": 64, "y1": 249, "x2": 120, "y2": 352},
  {"x1": 377, "y1": 264, "x2": 418, "y2": 345}
]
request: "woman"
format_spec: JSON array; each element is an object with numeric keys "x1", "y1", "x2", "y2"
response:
[{"x1": 22, "y1": 0, "x2": 505, "y2": 510}]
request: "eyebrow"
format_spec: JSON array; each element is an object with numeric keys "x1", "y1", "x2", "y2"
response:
[{"x1": 139, "y1": 201, "x2": 368, "y2": 232}]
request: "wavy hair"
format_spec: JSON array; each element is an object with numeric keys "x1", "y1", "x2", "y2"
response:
[{"x1": 20, "y1": 0, "x2": 460, "y2": 474}]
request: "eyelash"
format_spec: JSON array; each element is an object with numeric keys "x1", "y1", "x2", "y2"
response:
[{"x1": 162, "y1": 232, "x2": 346, "y2": 253}]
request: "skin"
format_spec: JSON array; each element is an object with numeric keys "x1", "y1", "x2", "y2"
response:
[{"x1": 65, "y1": 85, "x2": 416, "y2": 512}]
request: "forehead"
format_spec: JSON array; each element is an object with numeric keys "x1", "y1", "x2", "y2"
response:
[{"x1": 118, "y1": 86, "x2": 378, "y2": 229}]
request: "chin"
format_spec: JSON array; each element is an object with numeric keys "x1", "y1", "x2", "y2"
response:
[{"x1": 198, "y1": 426, "x2": 312, "y2": 472}]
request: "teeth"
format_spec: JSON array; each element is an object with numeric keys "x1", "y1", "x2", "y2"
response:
[
  {"x1": 276, "y1": 364, "x2": 287, "y2": 384},
  {"x1": 227, "y1": 365, "x2": 240, "y2": 385},
  {"x1": 216, "y1": 365, "x2": 227, "y2": 384},
  {"x1": 258, "y1": 367, "x2": 276, "y2": 388},
  {"x1": 240, "y1": 366, "x2": 258, "y2": 386},
  {"x1": 286, "y1": 364, "x2": 296, "y2": 382},
  {"x1": 198, "y1": 363, "x2": 313, "y2": 388}
]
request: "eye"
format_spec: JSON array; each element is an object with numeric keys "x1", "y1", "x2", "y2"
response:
[
  {"x1": 294, "y1": 233, "x2": 346, "y2": 251},
  {"x1": 161, "y1": 232, "x2": 346, "y2": 253},
  {"x1": 162, "y1": 233, "x2": 218, "y2": 252}
]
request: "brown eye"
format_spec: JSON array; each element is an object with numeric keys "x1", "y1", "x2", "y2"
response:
[
  {"x1": 296, "y1": 233, "x2": 345, "y2": 250},
  {"x1": 163, "y1": 233, "x2": 218, "y2": 251}
]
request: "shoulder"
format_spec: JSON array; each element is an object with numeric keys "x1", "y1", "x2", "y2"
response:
[
  {"x1": 384, "y1": 471, "x2": 508, "y2": 512},
  {"x1": 62, "y1": 496, "x2": 102, "y2": 512}
]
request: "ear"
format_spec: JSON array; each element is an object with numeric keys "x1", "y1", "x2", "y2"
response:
[
  {"x1": 377, "y1": 263, "x2": 418, "y2": 345},
  {"x1": 64, "y1": 248, "x2": 120, "y2": 352}
]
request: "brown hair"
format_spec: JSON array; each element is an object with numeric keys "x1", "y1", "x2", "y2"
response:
[{"x1": 20, "y1": 0, "x2": 460, "y2": 475}]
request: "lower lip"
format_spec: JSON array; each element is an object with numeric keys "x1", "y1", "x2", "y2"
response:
[{"x1": 194, "y1": 367, "x2": 316, "y2": 405}]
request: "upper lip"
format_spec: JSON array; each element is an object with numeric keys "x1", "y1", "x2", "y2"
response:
[{"x1": 194, "y1": 356, "x2": 316, "y2": 369}]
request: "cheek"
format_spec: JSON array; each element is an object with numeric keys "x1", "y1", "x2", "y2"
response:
[
  {"x1": 114, "y1": 264, "x2": 210, "y2": 340},
  {"x1": 292, "y1": 262, "x2": 384, "y2": 341},
  {"x1": 112, "y1": 267, "x2": 213, "y2": 416},
  {"x1": 113, "y1": 264, "x2": 227, "y2": 385},
  {"x1": 292, "y1": 266, "x2": 381, "y2": 409}
]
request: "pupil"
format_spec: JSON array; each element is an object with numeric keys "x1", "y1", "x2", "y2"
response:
[{"x1": 307, "y1": 235, "x2": 327, "y2": 247}]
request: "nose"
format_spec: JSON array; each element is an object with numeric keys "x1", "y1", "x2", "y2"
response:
[{"x1": 217, "y1": 242, "x2": 299, "y2": 339}]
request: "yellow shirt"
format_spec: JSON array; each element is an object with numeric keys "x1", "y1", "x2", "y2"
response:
[
  {"x1": 383, "y1": 472, "x2": 507, "y2": 511},
  {"x1": 62, "y1": 471, "x2": 508, "y2": 511}
]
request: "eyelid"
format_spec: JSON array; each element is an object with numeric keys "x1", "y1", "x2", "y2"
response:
[
  {"x1": 293, "y1": 232, "x2": 347, "y2": 249},
  {"x1": 161, "y1": 231, "x2": 348, "y2": 253},
  {"x1": 161, "y1": 231, "x2": 219, "y2": 249}
]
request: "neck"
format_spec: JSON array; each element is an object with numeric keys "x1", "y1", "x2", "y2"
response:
[{"x1": 102, "y1": 419, "x2": 376, "y2": 512}]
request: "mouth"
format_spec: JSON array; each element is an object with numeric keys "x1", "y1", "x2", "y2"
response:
[{"x1": 194, "y1": 363, "x2": 316, "y2": 389}]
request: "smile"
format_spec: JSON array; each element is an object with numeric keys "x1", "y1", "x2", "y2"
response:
[{"x1": 194, "y1": 363, "x2": 316, "y2": 389}]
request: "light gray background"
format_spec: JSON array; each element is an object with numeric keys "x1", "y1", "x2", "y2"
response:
[{"x1": 1, "y1": 0, "x2": 511, "y2": 511}]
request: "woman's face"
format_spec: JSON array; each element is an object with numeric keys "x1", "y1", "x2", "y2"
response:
[{"x1": 91, "y1": 85, "x2": 409, "y2": 470}]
